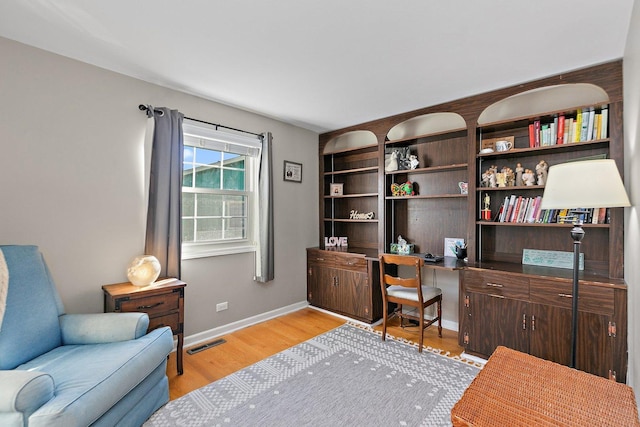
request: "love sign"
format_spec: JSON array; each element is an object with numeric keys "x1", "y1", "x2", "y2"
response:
[{"x1": 324, "y1": 236, "x2": 348, "y2": 247}]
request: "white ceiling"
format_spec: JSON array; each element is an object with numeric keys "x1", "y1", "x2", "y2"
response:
[{"x1": 0, "y1": 1, "x2": 634, "y2": 133}]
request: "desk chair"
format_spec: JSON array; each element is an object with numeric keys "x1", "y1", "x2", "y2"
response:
[{"x1": 379, "y1": 253, "x2": 442, "y2": 352}]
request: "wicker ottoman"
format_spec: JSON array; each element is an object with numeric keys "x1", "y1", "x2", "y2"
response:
[{"x1": 451, "y1": 346, "x2": 640, "y2": 427}]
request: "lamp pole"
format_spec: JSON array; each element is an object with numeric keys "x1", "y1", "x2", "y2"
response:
[{"x1": 570, "y1": 221, "x2": 585, "y2": 368}]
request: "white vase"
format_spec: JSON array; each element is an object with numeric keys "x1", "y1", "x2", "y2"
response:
[{"x1": 127, "y1": 255, "x2": 161, "y2": 287}]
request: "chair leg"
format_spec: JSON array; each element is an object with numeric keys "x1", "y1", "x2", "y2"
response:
[
  {"x1": 381, "y1": 302, "x2": 387, "y2": 342},
  {"x1": 418, "y1": 305, "x2": 424, "y2": 352},
  {"x1": 437, "y1": 298, "x2": 443, "y2": 338}
]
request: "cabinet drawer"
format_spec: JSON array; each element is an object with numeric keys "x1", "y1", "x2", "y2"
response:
[
  {"x1": 119, "y1": 292, "x2": 180, "y2": 316},
  {"x1": 307, "y1": 249, "x2": 337, "y2": 265},
  {"x1": 530, "y1": 279, "x2": 614, "y2": 315},
  {"x1": 148, "y1": 312, "x2": 180, "y2": 333},
  {"x1": 307, "y1": 250, "x2": 366, "y2": 272},
  {"x1": 463, "y1": 270, "x2": 529, "y2": 299},
  {"x1": 333, "y1": 254, "x2": 366, "y2": 271}
]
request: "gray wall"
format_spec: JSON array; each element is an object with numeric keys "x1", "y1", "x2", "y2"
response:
[
  {"x1": 0, "y1": 37, "x2": 318, "y2": 337},
  {"x1": 624, "y1": 2, "x2": 640, "y2": 393}
]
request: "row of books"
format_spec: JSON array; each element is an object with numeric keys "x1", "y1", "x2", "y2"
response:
[
  {"x1": 495, "y1": 195, "x2": 608, "y2": 224},
  {"x1": 528, "y1": 106, "x2": 608, "y2": 147}
]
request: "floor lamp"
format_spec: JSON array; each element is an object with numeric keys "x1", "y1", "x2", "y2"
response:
[{"x1": 540, "y1": 159, "x2": 630, "y2": 368}]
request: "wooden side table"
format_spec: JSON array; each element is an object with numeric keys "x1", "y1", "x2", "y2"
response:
[{"x1": 102, "y1": 278, "x2": 186, "y2": 375}]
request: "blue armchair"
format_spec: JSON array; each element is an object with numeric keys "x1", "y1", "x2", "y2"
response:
[{"x1": 0, "y1": 245, "x2": 174, "y2": 427}]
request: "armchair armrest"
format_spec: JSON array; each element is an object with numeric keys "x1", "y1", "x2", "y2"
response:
[
  {"x1": 0, "y1": 370, "x2": 54, "y2": 415},
  {"x1": 60, "y1": 313, "x2": 150, "y2": 345}
]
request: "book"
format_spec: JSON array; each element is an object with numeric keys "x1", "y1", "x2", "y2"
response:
[
  {"x1": 586, "y1": 108, "x2": 595, "y2": 140},
  {"x1": 557, "y1": 115, "x2": 565, "y2": 144},
  {"x1": 511, "y1": 196, "x2": 523, "y2": 222},
  {"x1": 601, "y1": 106, "x2": 608, "y2": 139},
  {"x1": 580, "y1": 109, "x2": 589, "y2": 141},
  {"x1": 529, "y1": 124, "x2": 535, "y2": 148},
  {"x1": 504, "y1": 195, "x2": 516, "y2": 223},
  {"x1": 499, "y1": 196, "x2": 510, "y2": 222},
  {"x1": 598, "y1": 207, "x2": 607, "y2": 224},
  {"x1": 517, "y1": 197, "x2": 530, "y2": 223},
  {"x1": 592, "y1": 207, "x2": 600, "y2": 224},
  {"x1": 574, "y1": 109, "x2": 582, "y2": 142},
  {"x1": 534, "y1": 120, "x2": 541, "y2": 147}
]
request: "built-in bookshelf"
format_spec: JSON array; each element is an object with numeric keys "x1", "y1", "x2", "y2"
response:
[{"x1": 314, "y1": 60, "x2": 627, "y2": 382}]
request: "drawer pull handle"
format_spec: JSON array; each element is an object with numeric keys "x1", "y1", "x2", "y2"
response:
[
  {"x1": 488, "y1": 294, "x2": 505, "y2": 299},
  {"x1": 316, "y1": 257, "x2": 325, "y2": 261},
  {"x1": 138, "y1": 302, "x2": 164, "y2": 310},
  {"x1": 558, "y1": 293, "x2": 573, "y2": 299},
  {"x1": 486, "y1": 282, "x2": 503, "y2": 288}
]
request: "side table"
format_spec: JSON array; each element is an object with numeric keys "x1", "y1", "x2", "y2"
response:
[{"x1": 102, "y1": 278, "x2": 186, "y2": 375}]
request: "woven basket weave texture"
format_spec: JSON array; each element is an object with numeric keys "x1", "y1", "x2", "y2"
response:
[{"x1": 451, "y1": 346, "x2": 640, "y2": 427}]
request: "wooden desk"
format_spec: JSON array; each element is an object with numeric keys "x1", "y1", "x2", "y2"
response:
[
  {"x1": 451, "y1": 346, "x2": 639, "y2": 426},
  {"x1": 103, "y1": 278, "x2": 186, "y2": 375}
]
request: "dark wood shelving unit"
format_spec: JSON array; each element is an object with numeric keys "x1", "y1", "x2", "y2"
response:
[{"x1": 312, "y1": 61, "x2": 627, "y2": 382}]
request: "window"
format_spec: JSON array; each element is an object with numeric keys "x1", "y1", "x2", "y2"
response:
[{"x1": 181, "y1": 120, "x2": 262, "y2": 258}]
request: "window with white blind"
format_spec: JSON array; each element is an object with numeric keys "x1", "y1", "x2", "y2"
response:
[{"x1": 181, "y1": 120, "x2": 261, "y2": 258}]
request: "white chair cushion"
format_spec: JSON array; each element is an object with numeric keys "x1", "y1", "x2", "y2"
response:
[{"x1": 387, "y1": 286, "x2": 442, "y2": 302}]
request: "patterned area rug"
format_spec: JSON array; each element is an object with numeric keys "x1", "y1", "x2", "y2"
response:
[{"x1": 146, "y1": 323, "x2": 480, "y2": 427}]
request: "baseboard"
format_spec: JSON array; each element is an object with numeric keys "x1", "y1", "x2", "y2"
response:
[
  {"x1": 182, "y1": 301, "x2": 309, "y2": 350},
  {"x1": 180, "y1": 301, "x2": 459, "y2": 352},
  {"x1": 460, "y1": 352, "x2": 487, "y2": 366},
  {"x1": 307, "y1": 305, "x2": 459, "y2": 331}
]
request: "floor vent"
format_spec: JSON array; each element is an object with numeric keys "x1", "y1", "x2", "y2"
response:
[{"x1": 187, "y1": 338, "x2": 226, "y2": 355}]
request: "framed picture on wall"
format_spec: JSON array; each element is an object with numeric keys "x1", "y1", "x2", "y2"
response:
[{"x1": 283, "y1": 160, "x2": 302, "y2": 183}]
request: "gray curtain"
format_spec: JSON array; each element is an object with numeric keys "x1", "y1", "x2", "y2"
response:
[
  {"x1": 255, "y1": 132, "x2": 274, "y2": 282},
  {"x1": 144, "y1": 107, "x2": 184, "y2": 279}
]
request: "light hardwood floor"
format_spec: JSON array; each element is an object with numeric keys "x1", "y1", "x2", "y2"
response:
[{"x1": 166, "y1": 307, "x2": 463, "y2": 400}]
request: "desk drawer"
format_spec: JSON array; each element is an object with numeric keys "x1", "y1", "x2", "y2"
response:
[
  {"x1": 119, "y1": 292, "x2": 180, "y2": 316},
  {"x1": 530, "y1": 279, "x2": 614, "y2": 315},
  {"x1": 463, "y1": 270, "x2": 529, "y2": 299}
]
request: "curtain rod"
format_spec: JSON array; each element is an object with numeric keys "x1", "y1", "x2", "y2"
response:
[{"x1": 138, "y1": 104, "x2": 261, "y2": 137}]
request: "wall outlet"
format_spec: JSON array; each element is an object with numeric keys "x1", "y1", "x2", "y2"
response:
[{"x1": 216, "y1": 301, "x2": 228, "y2": 312}]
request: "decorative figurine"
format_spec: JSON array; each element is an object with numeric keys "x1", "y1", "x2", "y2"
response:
[
  {"x1": 391, "y1": 181, "x2": 414, "y2": 197},
  {"x1": 481, "y1": 193, "x2": 491, "y2": 220},
  {"x1": 536, "y1": 160, "x2": 548, "y2": 185},
  {"x1": 523, "y1": 168, "x2": 536, "y2": 186},
  {"x1": 515, "y1": 163, "x2": 524, "y2": 186},
  {"x1": 481, "y1": 170, "x2": 491, "y2": 187},
  {"x1": 408, "y1": 154, "x2": 419, "y2": 169}
]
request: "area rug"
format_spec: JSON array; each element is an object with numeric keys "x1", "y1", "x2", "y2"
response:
[{"x1": 145, "y1": 323, "x2": 480, "y2": 427}]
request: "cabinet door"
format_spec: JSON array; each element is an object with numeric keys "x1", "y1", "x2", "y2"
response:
[
  {"x1": 530, "y1": 302, "x2": 612, "y2": 378},
  {"x1": 528, "y1": 302, "x2": 572, "y2": 365},
  {"x1": 335, "y1": 268, "x2": 370, "y2": 320},
  {"x1": 307, "y1": 263, "x2": 329, "y2": 309},
  {"x1": 466, "y1": 292, "x2": 529, "y2": 357}
]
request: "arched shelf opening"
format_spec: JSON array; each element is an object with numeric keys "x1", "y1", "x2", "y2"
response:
[
  {"x1": 478, "y1": 83, "x2": 609, "y2": 125},
  {"x1": 386, "y1": 112, "x2": 466, "y2": 141},
  {"x1": 323, "y1": 130, "x2": 377, "y2": 154}
]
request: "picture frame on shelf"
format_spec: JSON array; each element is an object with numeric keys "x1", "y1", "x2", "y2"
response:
[
  {"x1": 330, "y1": 183, "x2": 344, "y2": 196},
  {"x1": 283, "y1": 160, "x2": 302, "y2": 183}
]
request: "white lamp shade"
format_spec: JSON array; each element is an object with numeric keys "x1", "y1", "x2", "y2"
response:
[
  {"x1": 540, "y1": 159, "x2": 630, "y2": 210},
  {"x1": 127, "y1": 255, "x2": 161, "y2": 287}
]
